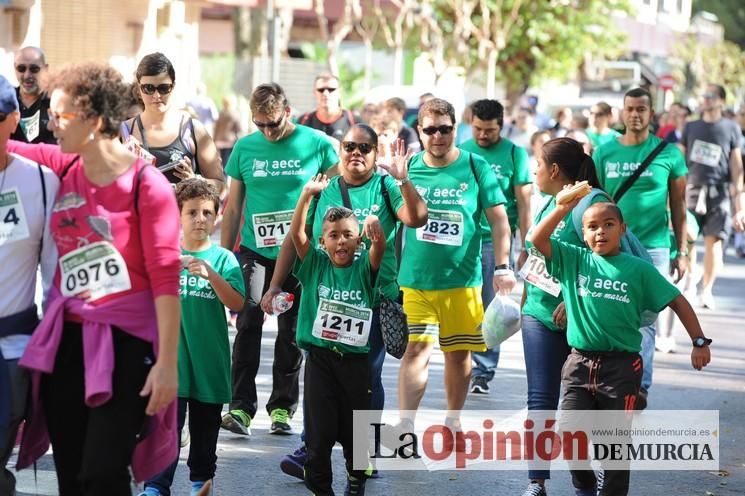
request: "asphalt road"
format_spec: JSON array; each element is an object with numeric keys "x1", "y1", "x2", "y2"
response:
[{"x1": 13, "y1": 249, "x2": 745, "y2": 496}]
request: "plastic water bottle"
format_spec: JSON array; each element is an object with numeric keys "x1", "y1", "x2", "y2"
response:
[{"x1": 271, "y1": 292, "x2": 295, "y2": 316}]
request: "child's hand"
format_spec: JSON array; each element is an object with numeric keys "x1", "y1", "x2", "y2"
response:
[
  {"x1": 186, "y1": 257, "x2": 212, "y2": 280},
  {"x1": 362, "y1": 215, "x2": 383, "y2": 242},
  {"x1": 303, "y1": 174, "x2": 329, "y2": 196},
  {"x1": 691, "y1": 346, "x2": 711, "y2": 370}
]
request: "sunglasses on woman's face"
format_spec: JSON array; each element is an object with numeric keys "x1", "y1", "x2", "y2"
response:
[
  {"x1": 139, "y1": 83, "x2": 174, "y2": 96},
  {"x1": 342, "y1": 142, "x2": 374, "y2": 154}
]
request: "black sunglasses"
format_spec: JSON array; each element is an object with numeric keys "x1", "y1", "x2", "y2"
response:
[
  {"x1": 140, "y1": 83, "x2": 174, "y2": 96},
  {"x1": 0, "y1": 113, "x2": 7, "y2": 123},
  {"x1": 315, "y1": 87, "x2": 338, "y2": 93},
  {"x1": 421, "y1": 125, "x2": 454, "y2": 136},
  {"x1": 342, "y1": 142, "x2": 375, "y2": 154},
  {"x1": 15, "y1": 64, "x2": 42, "y2": 74},
  {"x1": 253, "y1": 114, "x2": 285, "y2": 129}
]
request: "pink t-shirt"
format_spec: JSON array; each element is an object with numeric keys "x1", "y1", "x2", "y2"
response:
[{"x1": 7, "y1": 141, "x2": 180, "y2": 303}]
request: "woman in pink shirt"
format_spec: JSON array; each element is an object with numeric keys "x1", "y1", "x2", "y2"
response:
[{"x1": 10, "y1": 63, "x2": 181, "y2": 495}]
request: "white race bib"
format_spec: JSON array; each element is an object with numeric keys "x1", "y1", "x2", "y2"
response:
[
  {"x1": 0, "y1": 187, "x2": 31, "y2": 246},
  {"x1": 312, "y1": 298, "x2": 372, "y2": 348},
  {"x1": 690, "y1": 140, "x2": 722, "y2": 168},
  {"x1": 415, "y1": 209, "x2": 464, "y2": 246},
  {"x1": 20, "y1": 110, "x2": 40, "y2": 142},
  {"x1": 518, "y1": 250, "x2": 561, "y2": 297},
  {"x1": 60, "y1": 241, "x2": 132, "y2": 301},
  {"x1": 253, "y1": 210, "x2": 293, "y2": 248}
]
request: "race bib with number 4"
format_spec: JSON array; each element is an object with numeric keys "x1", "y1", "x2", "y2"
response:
[
  {"x1": 416, "y1": 209, "x2": 464, "y2": 246},
  {"x1": 253, "y1": 210, "x2": 293, "y2": 248},
  {"x1": 0, "y1": 188, "x2": 31, "y2": 246},
  {"x1": 689, "y1": 140, "x2": 722, "y2": 168},
  {"x1": 518, "y1": 249, "x2": 561, "y2": 297},
  {"x1": 60, "y1": 241, "x2": 132, "y2": 301},
  {"x1": 312, "y1": 299, "x2": 373, "y2": 348}
]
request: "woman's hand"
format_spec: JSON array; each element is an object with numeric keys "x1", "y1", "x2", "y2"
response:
[
  {"x1": 174, "y1": 156, "x2": 196, "y2": 181},
  {"x1": 552, "y1": 302, "x2": 567, "y2": 329},
  {"x1": 140, "y1": 359, "x2": 177, "y2": 415},
  {"x1": 377, "y1": 138, "x2": 414, "y2": 180}
]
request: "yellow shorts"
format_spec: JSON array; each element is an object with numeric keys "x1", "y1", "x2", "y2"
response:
[{"x1": 401, "y1": 286, "x2": 486, "y2": 352}]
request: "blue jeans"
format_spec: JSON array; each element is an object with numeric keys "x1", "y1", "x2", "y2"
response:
[
  {"x1": 640, "y1": 248, "x2": 670, "y2": 391},
  {"x1": 472, "y1": 241, "x2": 500, "y2": 381},
  {"x1": 521, "y1": 315, "x2": 571, "y2": 480}
]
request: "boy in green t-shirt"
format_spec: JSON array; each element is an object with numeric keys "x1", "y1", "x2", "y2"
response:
[
  {"x1": 142, "y1": 179, "x2": 245, "y2": 496},
  {"x1": 289, "y1": 173, "x2": 385, "y2": 496},
  {"x1": 529, "y1": 191, "x2": 711, "y2": 496}
]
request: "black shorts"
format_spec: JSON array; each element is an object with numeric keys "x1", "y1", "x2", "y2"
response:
[{"x1": 686, "y1": 184, "x2": 732, "y2": 240}]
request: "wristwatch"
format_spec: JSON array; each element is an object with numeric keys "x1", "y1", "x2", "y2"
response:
[
  {"x1": 692, "y1": 337, "x2": 712, "y2": 348},
  {"x1": 396, "y1": 176, "x2": 411, "y2": 186}
]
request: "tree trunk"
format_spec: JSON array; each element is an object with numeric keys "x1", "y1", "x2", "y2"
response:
[
  {"x1": 393, "y1": 46, "x2": 404, "y2": 86},
  {"x1": 485, "y1": 48, "x2": 498, "y2": 98}
]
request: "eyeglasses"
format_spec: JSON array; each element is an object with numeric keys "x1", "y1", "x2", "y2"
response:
[
  {"x1": 421, "y1": 125, "x2": 454, "y2": 136},
  {"x1": 139, "y1": 83, "x2": 174, "y2": 96},
  {"x1": 342, "y1": 142, "x2": 375, "y2": 154},
  {"x1": 0, "y1": 113, "x2": 7, "y2": 123},
  {"x1": 253, "y1": 114, "x2": 285, "y2": 129},
  {"x1": 702, "y1": 93, "x2": 719, "y2": 100},
  {"x1": 315, "y1": 87, "x2": 338, "y2": 94},
  {"x1": 15, "y1": 64, "x2": 42, "y2": 74},
  {"x1": 47, "y1": 110, "x2": 79, "y2": 125}
]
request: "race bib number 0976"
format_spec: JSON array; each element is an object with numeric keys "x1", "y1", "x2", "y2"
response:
[
  {"x1": 59, "y1": 241, "x2": 132, "y2": 301},
  {"x1": 253, "y1": 210, "x2": 293, "y2": 248},
  {"x1": 312, "y1": 299, "x2": 373, "y2": 348},
  {"x1": 415, "y1": 209, "x2": 464, "y2": 246}
]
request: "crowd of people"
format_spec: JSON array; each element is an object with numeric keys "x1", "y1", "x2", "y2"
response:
[{"x1": 1, "y1": 45, "x2": 742, "y2": 496}]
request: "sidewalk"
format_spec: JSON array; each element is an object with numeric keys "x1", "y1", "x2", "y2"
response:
[{"x1": 14, "y1": 251, "x2": 745, "y2": 495}]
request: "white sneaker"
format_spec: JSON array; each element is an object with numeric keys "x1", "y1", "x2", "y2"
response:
[
  {"x1": 655, "y1": 336, "x2": 676, "y2": 353},
  {"x1": 700, "y1": 292, "x2": 716, "y2": 310}
]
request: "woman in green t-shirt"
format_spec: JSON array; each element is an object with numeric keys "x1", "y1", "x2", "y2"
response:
[
  {"x1": 262, "y1": 124, "x2": 427, "y2": 479},
  {"x1": 519, "y1": 138, "x2": 604, "y2": 496}
]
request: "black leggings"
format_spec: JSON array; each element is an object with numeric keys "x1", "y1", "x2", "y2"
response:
[{"x1": 41, "y1": 322, "x2": 154, "y2": 496}]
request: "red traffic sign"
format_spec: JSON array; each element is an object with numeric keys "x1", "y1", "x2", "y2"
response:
[{"x1": 659, "y1": 74, "x2": 675, "y2": 90}]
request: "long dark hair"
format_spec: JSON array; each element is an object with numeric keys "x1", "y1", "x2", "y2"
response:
[{"x1": 542, "y1": 137, "x2": 601, "y2": 188}]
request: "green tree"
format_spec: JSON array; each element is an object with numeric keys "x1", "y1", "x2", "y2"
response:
[{"x1": 693, "y1": 0, "x2": 745, "y2": 49}]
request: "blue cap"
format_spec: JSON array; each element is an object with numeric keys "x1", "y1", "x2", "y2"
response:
[{"x1": 0, "y1": 75, "x2": 19, "y2": 114}]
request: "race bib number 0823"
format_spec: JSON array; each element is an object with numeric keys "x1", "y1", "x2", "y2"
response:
[{"x1": 59, "y1": 241, "x2": 132, "y2": 301}]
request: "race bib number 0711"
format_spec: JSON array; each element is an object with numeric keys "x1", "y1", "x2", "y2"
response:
[
  {"x1": 253, "y1": 210, "x2": 293, "y2": 248},
  {"x1": 312, "y1": 299, "x2": 373, "y2": 348},
  {"x1": 59, "y1": 241, "x2": 132, "y2": 301},
  {"x1": 415, "y1": 209, "x2": 464, "y2": 246}
]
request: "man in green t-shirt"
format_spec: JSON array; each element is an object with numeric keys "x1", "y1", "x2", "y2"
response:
[
  {"x1": 593, "y1": 87, "x2": 688, "y2": 408},
  {"x1": 529, "y1": 197, "x2": 711, "y2": 496},
  {"x1": 586, "y1": 101, "x2": 621, "y2": 150},
  {"x1": 397, "y1": 98, "x2": 516, "y2": 430},
  {"x1": 459, "y1": 98, "x2": 532, "y2": 395},
  {"x1": 221, "y1": 83, "x2": 339, "y2": 436}
]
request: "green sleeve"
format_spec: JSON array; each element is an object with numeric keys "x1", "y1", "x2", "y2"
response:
[
  {"x1": 641, "y1": 261, "x2": 681, "y2": 312},
  {"x1": 592, "y1": 148, "x2": 606, "y2": 188},
  {"x1": 219, "y1": 251, "x2": 246, "y2": 298},
  {"x1": 474, "y1": 154, "x2": 506, "y2": 208},
  {"x1": 513, "y1": 146, "x2": 531, "y2": 185},
  {"x1": 383, "y1": 174, "x2": 405, "y2": 214},
  {"x1": 546, "y1": 237, "x2": 582, "y2": 280},
  {"x1": 225, "y1": 140, "x2": 243, "y2": 181},
  {"x1": 317, "y1": 137, "x2": 340, "y2": 173},
  {"x1": 668, "y1": 146, "x2": 688, "y2": 179}
]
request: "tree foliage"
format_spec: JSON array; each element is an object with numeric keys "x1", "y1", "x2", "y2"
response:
[{"x1": 692, "y1": 0, "x2": 745, "y2": 49}]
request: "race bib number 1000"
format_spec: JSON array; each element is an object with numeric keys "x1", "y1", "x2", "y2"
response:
[
  {"x1": 0, "y1": 187, "x2": 30, "y2": 246},
  {"x1": 253, "y1": 210, "x2": 293, "y2": 248},
  {"x1": 416, "y1": 209, "x2": 464, "y2": 246},
  {"x1": 312, "y1": 299, "x2": 373, "y2": 348},
  {"x1": 518, "y1": 250, "x2": 561, "y2": 297},
  {"x1": 60, "y1": 241, "x2": 132, "y2": 301}
]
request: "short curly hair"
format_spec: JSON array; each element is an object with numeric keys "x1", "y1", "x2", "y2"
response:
[
  {"x1": 43, "y1": 63, "x2": 131, "y2": 138},
  {"x1": 175, "y1": 178, "x2": 220, "y2": 213}
]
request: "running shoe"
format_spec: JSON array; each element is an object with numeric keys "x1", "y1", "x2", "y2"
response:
[
  {"x1": 220, "y1": 409, "x2": 252, "y2": 436},
  {"x1": 636, "y1": 388, "x2": 648, "y2": 411},
  {"x1": 137, "y1": 488, "x2": 161, "y2": 496},
  {"x1": 279, "y1": 444, "x2": 306, "y2": 480},
  {"x1": 270, "y1": 408, "x2": 293, "y2": 435},
  {"x1": 191, "y1": 479, "x2": 213, "y2": 496},
  {"x1": 521, "y1": 481, "x2": 547, "y2": 496},
  {"x1": 344, "y1": 474, "x2": 367, "y2": 496},
  {"x1": 470, "y1": 376, "x2": 489, "y2": 394}
]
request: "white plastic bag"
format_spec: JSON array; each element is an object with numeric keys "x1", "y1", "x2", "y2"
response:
[{"x1": 482, "y1": 294, "x2": 521, "y2": 349}]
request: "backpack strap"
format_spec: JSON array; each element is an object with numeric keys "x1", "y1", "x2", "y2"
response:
[
  {"x1": 613, "y1": 140, "x2": 667, "y2": 203},
  {"x1": 379, "y1": 175, "x2": 396, "y2": 220},
  {"x1": 338, "y1": 177, "x2": 353, "y2": 209},
  {"x1": 185, "y1": 118, "x2": 200, "y2": 175},
  {"x1": 60, "y1": 156, "x2": 80, "y2": 179},
  {"x1": 134, "y1": 115, "x2": 148, "y2": 150},
  {"x1": 37, "y1": 164, "x2": 47, "y2": 263},
  {"x1": 510, "y1": 143, "x2": 515, "y2": 165}
]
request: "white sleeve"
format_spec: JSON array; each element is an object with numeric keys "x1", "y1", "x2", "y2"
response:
[{"x1": 39, "y1": 167, "x2": 60, "y2": 310}]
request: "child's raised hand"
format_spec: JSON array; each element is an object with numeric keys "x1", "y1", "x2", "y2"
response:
[
  {"x1": 362, "y1": 215, "x2": 383, "y2": 242},
  {"x1": 303, "y1": 174, "x2": 330, "y2": 195},
  {"x1": 556, "y1": 181, "x2": 591, "y2": 209},
  {"x1": 691, "y1": 346, "x2": 711, "y2": 370}
]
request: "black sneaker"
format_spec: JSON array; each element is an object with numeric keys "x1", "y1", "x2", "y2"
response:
[
  {"x1": 270, "y1": 408, "x2": 293, "y2": 435},
  {"x1": 521, "y1": 481, "x2": 547, "y2": 496},
  {"x1": 636, "y1": 388, "x2": 648, "y2": 411},
  {"x1": 470, "y1": 376, "x2": 489, "y2": 394},
  {"x1": 344, "y1": 474, "x2": 366, "y2": 496}
]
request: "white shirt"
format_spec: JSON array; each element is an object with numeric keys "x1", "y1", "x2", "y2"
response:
[{"x1": 0, "y1": 153, "x2": 59, "y2": 359}]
